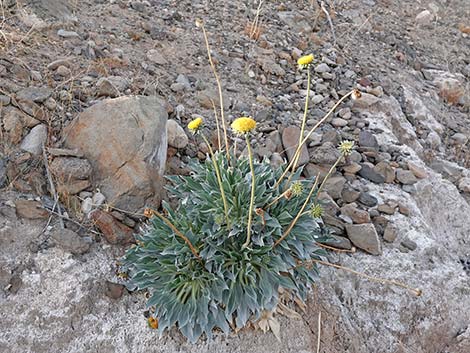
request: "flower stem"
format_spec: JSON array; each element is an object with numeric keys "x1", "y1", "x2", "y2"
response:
[
  {"x1": 201, "y1": 23, "x2": 230, "y2": 161},
  {"x1": 273, "y1": 175, "x2": 319, "y2": 248},
  {"x1": 275, "y1": 90, "x2": 354, "y2": 188},
  {"x1": 201, "y1": 134, "x2": 230, "y2": 226},
  {"x1": 314, "y1": 153, "x2": 344, "y2": 203},
  {"x1": 242, "y1": 134, "x2": 256, "y2": 249},
  {"x1": 292, "y1": 68, "x2": 311, "y2": 172}
]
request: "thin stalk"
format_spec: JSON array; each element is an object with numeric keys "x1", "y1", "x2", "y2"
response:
[
  {"x1": 211, "y1": 99, "x2": 222, "y2": 150},
  {"x1": 275, "y1": 90, "x2": 354, "y2": 188},
  {"x1": 296, "y1": 258, "x2": 422, "y2": 296},
  {"x1": 242, "y1": 134, "x2": 256, "y2": 249},
  {"x1": 292, "y1": 68, "x2": 311, "y2": 173},
  {"x1": 148, "y1": 209, "x2": 201, "y2": 261},
  {"x1": 201, "y1": 134, "x2": 230, "y2": 226},
  {"x1": 201, "y1": 22, "x2": 230, "y2": 160},
  {"x1": 273, "y1": 175, "x2": 319, "y2": 248},
  {"x1": 314, "y1": 153, "x2": 344, "y2": 203}
]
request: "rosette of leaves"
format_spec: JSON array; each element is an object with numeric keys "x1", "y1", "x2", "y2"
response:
[{"x1": 122, "y1": 153, "x2": 331, "y2": 343}]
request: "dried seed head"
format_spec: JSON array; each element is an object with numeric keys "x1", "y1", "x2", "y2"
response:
[{"x1": 352, "y1": 89, "x2": 362, "y2": 100}]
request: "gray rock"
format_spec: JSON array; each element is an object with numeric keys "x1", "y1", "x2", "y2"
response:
[
  {"x1": 0, "y1": 157, "x2": 6, "y2": 188},
  {"x1": 315, "y1": 63, "x2": 331, "y2": 73},
  {"x1": 282, "y1": 126, "x2": 309, "y2": 166},
  {"x1": 374, "y1": 161, "x2": 395, "y2": 183},
  {"x1": 321, "y1": 235, "x2": 352, "y2": 250},
  {"x1": 49, "y1": 157, "x2": 92, "y2": 181},
  {"x1": 341, "y1": 187, "x2": 360, "y2": 203},
  {"x1": 309, "y1": 142, "x2": 341, "y2": 165},
  {"x1": 331, "y1": 118, "x2": 348, "y2": 127},
  {"x1": 167, "y1": 120, "x2": 188, "y2": 149},
  {"x1": 401, "y1": 238, "x2": 417, "y2": 251},
  {"x1": 57, "y1": 29, "x2": 79, "y2": 38},
  {"x1": 451, "y1": 133, "x2": 468, "y2": 145},
  {"x1": 346, "y1": 223, "x2": 382, "y2": 255},
  {"x1": 358, "y1": 131, "x2": 378, "y2": 148},
  {"x1": 0, "y1": 95, "x2": 11, "y2": 105},
  {"x1": 20, "y1": 124, "x2": 47, "y2": 155},
  {"x1": 458, "y1": 177, "x2": 470, "y2": 193},
  {"x1": 383, "y1": 223, "x2": 398, "y2": 243},
  {"x1": 64, "y1": 96, "x2": 168, "y2": 212},
  {"x1": 415, "y1": 10, "x2": 433, "y2": 26},
  {"x1": 323, "y1": 176, "x2": 347, "y2": 200},
  {"x1": 96, "y1": 78, "x2": 119, "y2": 98},
  {"x1": 396, "y1": 169, "x2": 418, "y2": 185},
  {"x1": 358, "y1": 192, "x2": 378, "y2": 207},
  {"x1": 51, "y1": 229, "x2": 91, "y2": 255},
  {"x1": 358, "y1": 163, "x2": 386, "y2": 183},
  {"x1": 341, "y1": 203, "x2": 371, "y2": 224},
  {"x1": 16, "y1": 87, "x2": 52, "y2": 103}
]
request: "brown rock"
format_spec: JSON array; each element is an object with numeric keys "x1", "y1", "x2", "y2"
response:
[
  {"x1": 346, "y1": 223, "x2": 382, "y2": 255},
  {"x1": 49, "y1": 157, "x2": 92, "y2": 181},
  {"x1": 343, "y1": 162, "x2": 362, "y2": 174},
  {"x1": 341, "y1": 203, "x2": 371, "y2": 224},
  {"x1": 407, "y1": 161, "x2": 427, "y2": 179},
  {"x1": 64, "y1": 96, "x2": 167, "y2": 212},
  {"x1": 15, "y1": 199, "x2": 48, "y2": 219},
  {"x1": 374, "y1": 161, "x2": 395, "y2": 183},
  {"x1": 383, "y1": 224, "x2": 398, "y2": 243},
  {"x1": 105, "y1": 281, "x2": 126, "y2": 299},
  {"x1": 89, "y1": 210, "x2": 134, "y2": 245},
  {"x1": 304, "y1": 163, "x2": 332, "y2": 181},
  {"x1": 378, "y1": 203, "x2": 396, "y2": 215},
  {"x1": 282, "y1": 126, "x2": 309, "y2": 167},
  {"x1": 57, "y1": 179, "x2": 91, "y2": 195}
]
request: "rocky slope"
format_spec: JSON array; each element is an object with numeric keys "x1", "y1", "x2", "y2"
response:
[{"x1": 1, "y1": 0, "x2": 469, "y2": 352}]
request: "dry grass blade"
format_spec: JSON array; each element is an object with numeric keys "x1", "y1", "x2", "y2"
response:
[{"x1": 316, "y1": 311, "x2": 322, "y2": 353}]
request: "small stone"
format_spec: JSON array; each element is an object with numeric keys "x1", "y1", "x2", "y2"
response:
[
  {"x1": 374, "y1": 161, "x2": 395, "y2": 183},
  {"x1": 0, "y1": 95, "x2": 11, "y2": 105},
  {"x1": 426, "y1": 131, "x2": 441, "y2": 148},
  {"x1": 378, "y1": 203, "x2": 396, "y2": 215},
  {"x1": 407, "y1": 161, "x2": 427, "y2": 179},
  {"x1": 309, "y1": 142, "x2": 341, "y2": 165},
  {"x1": 358, "y1": 192, "x2": 378, "y2": 207},
  {"x1": 146, "y1": 49, "x2": 168, "y2": 65},
  {"x1": 304, "y1": 163, "x2": 331, "y2": 181},
  {"x1": 166, "y1": 120, "x2": 188, "y2": 149},
  {"x1": 458, "y1": 177, "x2": 470, "y2": 193},
  {"x1": 56, "y1": 65, "x2": 71, "y2": 77},
  {"x1": 341, "y1": 203, "x2": 371, "y2": 224},
  {"x1": 92, "y1": 192, "x2": 106, "y2": 206},
  {"x1": 358, "y1": 131, "x2": 379, "y2": 149},
  {"x1": 343, "y1": 162, "x2": 362, "y2": 174},
  {"x1": 96, "y1": 78, "x2": 119, "y2": 97},
  {"x1": 346, "y1": 224, "x2": 382, "y2": 255},
  {"x1": 47, "y1": 59, "x2": 72, "y2": 70},
  {"x1": 81, "y1": 197, "x2": 93, "y2": 214},
  {"x1": 323, "y1": 176, "x2": 347, "y2": 200},
  {"x1": 401, "y1": 238, "x2": 417, "y2": 251},
  {"x1": 331, "y1": 118, "x2": 348, "y2": 127},
  {"x1": 398, "y1": 203, "x2": 411, "y2": 216},
  {"x1": 105, "y1": 281, "x2": 126, "y2": 299},
  {"x1": 20, "y1": 124, "x2": 47, "y2": 155},
  {"x1": 321, "y1": 235, "x2": 352, "y2": 250},
  {"x1": 315, "y1": 63, "x2": 331, "y2": 73},
  {"x1": 415, "y1": 10, "x2": 433, "y2": 26},
  {"x1": 57, "y1": 29, "x2": 79, "y2": 38},
  {"x1": 49, "y1": 157, "x2": 92, "y2": 181},
  {"x1": 57, "y1": 179, "x2": 91, "y2": 195},
  {"x1": 15, "y1": 199, "x2": 48, "y2": 219},
  {"x1": 51, "y1": 228, "x2": 91, "y2": 255},
  {"x1": 383, "y1": 224, "x2": 398, "y2": 243},
  {"x1": 0, "y1": 158, "x2": 6, "y2": 188},
  {"x1": 396, "y1": 169, "x2": 418, "y2": 185},
  {"x1": 282, "y1": 126, "x2": 309, "y2": 166},
  {"x1": 353, "y1": 92, "x2": 380, "y2": 108},
  {"x1": 358, "y1": 163, "x2": 386, "y2": 183},
  {"x1": 452, "y1": 133, "x2": 468, "y2": 145},
  {"x1": 16, "y1": 87, "x2": 53, "y2": 103},
  {"x1": 89, "y1": 210, "x2": 134, "y2": 245},
  {"x1": 341, "y1": 187, "x2": 360, "y2": 203}
]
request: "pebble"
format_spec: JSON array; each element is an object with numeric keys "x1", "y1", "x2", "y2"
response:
[
  {"x1": 451, "y1": 133, "x2": 468, "y2": 145},
  {"x1": 57, "y1": 29, "x2": 79, "y2": 38},
  {"x1": 331, "y1": 118, "x2": 348, "y2": 127},
  {"x1": 378, "y1": 203, "x2": 396, "y2": 215},
  {"x1": 81, "y1": 197, "x2": 93, "y2": 214},
  {"x1": 458, "y1": 177, "x2": 470, "y2": 193},
  {"x1": 89, "y1": 210, "x2": 134, "y2": 245},
  {"x1": 20, "y1": 124, "x2": 48, "y2": 155},
  {"x1": 49, "y1": 157, "x2": 92, "y2": 180},
  {"x1": 315, "y1": 63, "x2": 331, "y2": 73},
  {"x1": 343, "y1": 162, "x2": 362, "y2": 174},
  {"x1": 415, "y1": 10, "x2": 433, "y2": 26},
  {"x1": 358, "y1": 130, "x2": 379, "y2": 149},
  {"x1": 323, "y1": 176, "x2": 347, "y2": 200},
  {"x1": 358, "y1": 163, "x2": 386, "y2": 183},
  {"x1": 15, "y1": 199, "x2": 49, "y2": 219},
  {"x1": 401, "y1": 238, "x2": 417, "y2": 251},
  {"x1": 92, "y1": 192, "x2": 106, "y2": 207},
  {"x1": 341, "y1": 187, "x2": 360, "y2": 203},
  {"x1": 346, "y1": 223, "x2": 382, "y2": 255},
  {"x1": 166, "y1": 120, "x2": 188, "y2": 149},
  {"x1": 396, "y1": 169, "x2": 418, "y2": 185},
  {"x1": 322, "y1": 235, "x2": 352, "y2": 250},
  {"x1": 341, "y1": 203, "x2": 371, "y2": 224},
  {"x1": 105, "y1": 281, "x2": 126, "y2": 299},
  {"x1": 383, "y1": 224, "x2": 398, "y2": 243},
  {"x1": 374, "y1": 161, "x2": 395, "y2": 183},
  {"x1": 56, "y1": 65, "x2": 71, "y2": 77},
  {"x1": 358, "y1": 192, "x2": 378, "y2": 207},
  {"x1": 51, "y1": 228, "x2": 91, "y2": 255},
  {"x1": 407, "y1": 161, "x2": 427, "y2": 179}
]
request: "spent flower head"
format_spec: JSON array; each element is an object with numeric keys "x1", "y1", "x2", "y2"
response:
[
  {"x1": 352, "y1": 89, "x2": 362, "y2": 100},
  {"x1": 339, "y1": 140, "x2": 355, "y2": 156},
  {"x1": 290, "y1": 181, "x2": 304, "y2": 197},
  {"x1": 147, "y1": 316, "x2": 159, "y2": 329},
  {"x1": 188, "y1": 117, "x2": 203, "y2": 133},
  {"x1": 297, "y1": 54, "x2": 314, "y2": 69},
  {"x1": 231, "y1": 117, "x2": 256, "y2": 135},
  {"x1": 310, "y1": 204, "x2": 323, "y2": 218}
]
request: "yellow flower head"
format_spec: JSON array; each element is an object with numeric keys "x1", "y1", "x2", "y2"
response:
[
  {"x1": 310, "y1": 204, "x2": 323, "y2": 218},
  {"x1": 147, "y1": 316, "x2": 159, "y2": 329},
  {"x1": 290, "y1": 181, "x2": 304, "y2": 197},
  {"x1": 297, "y1": 54, "x2": 314, "y2": 69},
  {"x1": 188, "y1": 117, "x2": 203, "y2": 133},
  {"x1": 339, "y1": 140, "x2": 355, "y2": 156},
  {"x1": 231, "y1": 117, "x2": 256, "y2": 135}
]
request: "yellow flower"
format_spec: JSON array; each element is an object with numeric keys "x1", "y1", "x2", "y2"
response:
[
  {"x1": 339, "y1": 140, "x2": 355, "y2": 156},
  {"x1": 290, "y1": 181, "x2": 304, "y2": 196},
  {"x1": 188, "y1": 117, "x2": 203, "y2": 133},
  {"x1": 310, "y1": 204, "x2": 323, "y2": 218},
  {"x1": 231, "y1": 117, "x2": 256, "y2": 135},
  {"x1": 147, "y1": 316, "x2": 159, "y2": 329},
  {"x1": 297, "y1": 54, "x2": 314, "y2": 69}
]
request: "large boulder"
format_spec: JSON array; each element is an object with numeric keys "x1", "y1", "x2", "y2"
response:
[{"x1": 64, "y1": 96, "x2": 167, "y2": 212}]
